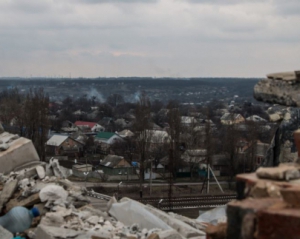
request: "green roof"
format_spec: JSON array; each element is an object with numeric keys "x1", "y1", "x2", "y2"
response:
[{"x1": 96, "y1": 132, "x2": 116, "y2": 140}]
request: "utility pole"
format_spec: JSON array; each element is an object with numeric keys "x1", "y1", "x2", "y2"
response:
[
  {"x1": 168, "y1": 148, "x2": 173, "y2": 211},
  {"x1": 150, "y1": 160, "x2": 153, "y2": 196}
]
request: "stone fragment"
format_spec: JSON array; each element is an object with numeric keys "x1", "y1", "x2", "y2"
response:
[
  {"x1": 49, "y1": 159, "x2": 67, "y2": 178},
  {"x1": 35, "y1": 225, "x2": 81, "y2": 239},
  {"x1": 0, "y1": 179, "x2": 18, "y2": 212},
  {"x1": 280, "y1": 187, "x2": 300, "y2": 207},
  {"x1": 16, "y1": 167, "x2": 38, "y2": 180},
  {"x1": 40, "y1": 212, "x2": 64, "y2": 227},
  {"x1": 6, "y1": 192, "x2": 40, "y2": 211},
  {"x1": 36, "y1": 165, "x2": 46, "y2": 179},
  {"x1": 39, "y1": 184, "x2": 68, "y2": 202},
  {"x1": 249, "y1": 181, "x2": 281, "y2": 199},
  {"x1": 0, "y1": 225, "x2": 13, "y2": 239},
  {"x1": 0, "y1": 143, "x2": 9, "y2": 151},
  {"x1": 86, "y1": 216, "x2": 100, "y2": 225},
  {"x1": 256, "y1": 165, "x2": 300, "y2": 181}
]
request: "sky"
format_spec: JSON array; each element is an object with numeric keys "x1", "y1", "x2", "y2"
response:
[{"x1": 0, "y1": 0, "x2": 299, "y2": 78}]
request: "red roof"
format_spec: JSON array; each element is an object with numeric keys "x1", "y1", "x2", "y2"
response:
[{"x1": 74, "y1": 121, "x2": 97, "y2": 129}]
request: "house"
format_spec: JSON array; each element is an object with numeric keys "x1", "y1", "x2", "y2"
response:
[
  {"x1": 138, "y1": 130, "x2": 170, "y2": 152},
  {"x1": 220, "y1": 113, "x2": 245, "y2": 125},
  {"x1": 98, "y1": 155, "x2": 137, "y2": 180},
  {"x1": 61, "y1": 121, "x2": 78, "y2": 133},
  {"x1": 211, "y1": 154, "x2": 229, "y2": 176},
  {"x1": 244, "y1": 141, "x2": 269, "y2": 169},
  {"x1": 117, "y1": 129, "x2": 134, "y2": 138},
  {"x1": 95, "y1": 132, "x2": 124, "y2": 145},
  {"x1": 46, "y1": 135, "x2": 84, "y2": 156},
  {"x1": 181, "y1": 149, "x2": 207, "y2": 164},
  {"x1": 181, "y1": 116, "x2": 197, "y2": 126},
  {"x1": 75, "y1": 121, "x2": 105, "y2": 132}
]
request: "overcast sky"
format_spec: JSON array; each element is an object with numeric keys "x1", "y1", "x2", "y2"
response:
[{"x1": 0, "y1": 0, "x2": 299, "y2": 78}]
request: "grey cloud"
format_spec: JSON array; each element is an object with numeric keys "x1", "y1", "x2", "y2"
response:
[
  {"x1": 76, "y1": 0, "x2": 158, "y2": 4},
  {"x1": 273, "y1": 0, "x2": 300, "y2": 16},
  {"x1": 182, "y1": 0, "x2": 263, "y2": 5}
]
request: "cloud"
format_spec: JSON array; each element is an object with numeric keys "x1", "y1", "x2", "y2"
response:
[
  {"x1": 76, "y1": 0, "x2": 158, "y2": 4},
  {"x1": 0, "y1": 0, "x2": 299, "y2": 78}
]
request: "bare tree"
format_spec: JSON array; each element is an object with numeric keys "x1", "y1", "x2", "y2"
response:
[
  {"x1": 166, "y1": 102, "x2": 182, "y2": 178},
  {"x1": 134, "y1": 92, "x2": 152, "y2": 189},
  {"x1": 221, "y1": 119, "x2": 240, "y2": 188},
  {"x1": 22, "y1": 88, "x2": 50, "y2": 161}
]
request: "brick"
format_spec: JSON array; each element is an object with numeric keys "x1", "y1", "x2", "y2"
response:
[
  {"x1": 257, "y1": 208, "x2": 300, "y2": 239},
  {"x1": 227, "y1": 198, "x2": 281, "y2": 239}
]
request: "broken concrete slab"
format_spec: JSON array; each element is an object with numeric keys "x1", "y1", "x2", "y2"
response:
[
  {"x1": 256, "y1": 165, "x2": 300, "y2": 181},
  {"x1": 267, "y1": 71, "x2": 300, "y2": 81},
  {"x1": 0, "y1": 133, "x2": 40, "y2": 174},
  {"x1": 0, "y1": 225, "x2": 13, "y2": 239},
  {"x1": 6, "y1": 192, "x2": 40, "y2": 211},
  {"x1": 35, "y1": 225, "x2": 82, "y2": 239},
  {"x1": 145, "y1": 204, "x2": 205, "y2": 238},
  {"x1": 0, "y1": 179, "x2": 18, "y2": 212}
]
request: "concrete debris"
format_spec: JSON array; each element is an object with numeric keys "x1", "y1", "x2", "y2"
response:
[
  {"x1": 36, "y1": 165, "x2": 46, "y2": 179},
  {"x1": 0, "y1": 132, "x2": 40, "y2": 174},
  {"x1": 0, "y1": 179, "x2": 19, "y2": 212},
  {"x1": 256, "y1": 165, "x2": 300, "y2": 181},
  {"x1": 0, "y1": 157, "x2": 207, "y2": 239},
  {"x1": 39, "y1": 185, "x2": 68, "y2": 204},
  {"x1": 249, "y1": 181, "x2": 281, "y2": 199},
  {"x1": 0, "y1": 225, "x2": 13, "y2": 239}
]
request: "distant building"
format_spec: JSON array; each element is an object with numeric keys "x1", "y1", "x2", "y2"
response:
[
  {"x1": 46, "y1": 135, "x2": 84, "y2": 157},
  {"x1": 75, "y1": 121, "x2": 105, "y2": 132},
  {"x1": 95, "y1": 132, "x2": 124, "y2": 145},
  {"x1": 220, "y1": 113, "x2": 245, "y2": 125}
]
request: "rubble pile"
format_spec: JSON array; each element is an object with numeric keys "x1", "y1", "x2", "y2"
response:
[
  {"x1": 206, "y1": 135, "x2": 300, "y2": 239},
  {"x1": 0, "y1": 159, "x2": 207, "y2": 239}
]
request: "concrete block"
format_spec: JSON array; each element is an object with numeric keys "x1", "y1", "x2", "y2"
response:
[
  {"x1": 35, "y1": 225, "x2": 81, "y2": 239},
  {"x1": 0, "y1": 133, "x2": 40, "y2": 174},
  {"x1": 0, "y1": 225, "x2": 13, "y2": 239}
]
